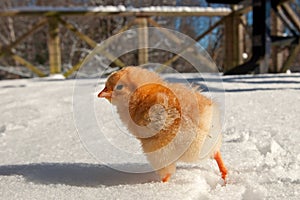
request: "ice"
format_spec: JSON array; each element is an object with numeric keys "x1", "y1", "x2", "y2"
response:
[{"x1": 0, "y1": 73, "x2": 300, "y2": 199}]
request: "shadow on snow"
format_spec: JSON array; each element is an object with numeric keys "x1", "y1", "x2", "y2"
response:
[{"x1": 0, "y1": 163, "x2": 159, "y2": 187}]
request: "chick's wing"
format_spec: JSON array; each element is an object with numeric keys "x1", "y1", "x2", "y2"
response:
[{"x1": 129, "y1": 83, "x2": 181, "y2": 132}]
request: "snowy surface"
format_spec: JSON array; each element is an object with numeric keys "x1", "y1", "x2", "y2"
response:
[
  {"x1": 2, "y1": 6, "x2": 231, "y2": 15},
  {"x1": 0, "y1": 73, "x2": 299, "y2": 199}
]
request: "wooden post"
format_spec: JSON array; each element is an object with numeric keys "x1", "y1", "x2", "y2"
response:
[
  {"x1": 223, "y1": 6, "x2": 244, "y2": 72},
  {"x1": 47, "y1": 16, "x2": 61, "y2": 74},
  {"x1": 282, "y1": 43, "x2": 300, "y2": 72},
  {"x1": 136, "y1": 17, "x2": 148, "y2": 65},
  {"x1": 271, "y1": 11, "x2": 283, "y2": 72},
  {"x1": 258, "y1": 0, "x2": 271, "y2": 74}
]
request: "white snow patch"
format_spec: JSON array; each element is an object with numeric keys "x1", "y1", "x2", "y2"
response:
[
  {"x1": 6, "y1": 6, "x2": 231, "y2": 14},
  {"x1": 40, "y1": 74, "x2": 66, "y2": 80},
  {"x1": 0, "y1": 73, "x2": 299, "y2": 199}
]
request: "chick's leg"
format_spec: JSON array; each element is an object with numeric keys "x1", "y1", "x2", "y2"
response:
[
  {"x1": 214, "y1": 151, "x2": 227, "y2": 181},
  {"x1": 158, "y1": 163, "x2": 176, "y2": 182}
]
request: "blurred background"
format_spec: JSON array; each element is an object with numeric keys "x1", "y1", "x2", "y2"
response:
[{"x1": 0, "y1": 0, "x2": 299, "y2": 79}]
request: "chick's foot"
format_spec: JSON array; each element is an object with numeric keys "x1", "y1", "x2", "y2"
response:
[
  {"x1": 162, "y1": 173, "x2": 171, "y2": 182},
  {"x1": 214, "y1": 150, "x2": 228, "y2": 181}
]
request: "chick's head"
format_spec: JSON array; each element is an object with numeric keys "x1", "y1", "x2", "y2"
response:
[
  {"x1": 98, "y1": 68, "x2": 129, "y2": 104},
  {"x1": 98, "y1": 67, "x2": 163, "y2": 105},
  {"x1": 98, "y1": 67, "x2": 181, "y2": 138}
]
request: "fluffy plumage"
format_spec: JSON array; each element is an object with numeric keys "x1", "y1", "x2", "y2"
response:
[{"x1": 98, "y1": 66, "x2": 227, "y2": 182}]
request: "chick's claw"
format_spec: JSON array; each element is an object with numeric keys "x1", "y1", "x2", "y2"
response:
[
  {"x1": 162, "y1": 174, "x2": 171, "y2": 183},
  {"x1": 214, "y1": 150, "x2": 228, "y2": 182}
]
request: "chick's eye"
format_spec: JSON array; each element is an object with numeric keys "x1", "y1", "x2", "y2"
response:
[{"x1": 115, "y1": 84, "x2": 124, "y2": 90}]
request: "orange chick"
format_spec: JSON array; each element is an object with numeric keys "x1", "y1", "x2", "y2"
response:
[{"x1": 98, "y1": 66, "x2": 227, "y2": 182}]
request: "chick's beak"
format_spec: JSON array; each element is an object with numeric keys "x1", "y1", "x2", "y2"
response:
[{"x1": 98, "y1": 87, "x2": 112, "y2": 101}]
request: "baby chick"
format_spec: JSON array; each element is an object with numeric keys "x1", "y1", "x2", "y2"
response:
[{"x1": 98, "y1": 66, "x2": 227, "y2": 182}]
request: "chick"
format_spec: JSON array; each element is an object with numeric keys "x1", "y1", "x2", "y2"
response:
[{"x1": 98, "y1": 66, "x2": 227, "y2": 182}]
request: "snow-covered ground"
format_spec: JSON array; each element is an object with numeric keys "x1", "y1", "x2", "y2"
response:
[{"x1": 0, "y1": 73, "x2": 299, "y2": 199}]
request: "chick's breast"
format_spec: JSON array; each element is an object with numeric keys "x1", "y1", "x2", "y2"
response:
[{"x1": 128, "y1": 83, "x2": 182, "y2": 153}]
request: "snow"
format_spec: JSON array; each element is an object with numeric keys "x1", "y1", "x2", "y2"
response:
[
  {"x1": 6, "y1": 6, "x2": 231, "y2": 14},
  {"x1": 43, "y1": 74, "x2": 66, "y2": 80},
  {"x1": 0, "y1": 73, "x2": 299, "y2": 199}
]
